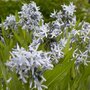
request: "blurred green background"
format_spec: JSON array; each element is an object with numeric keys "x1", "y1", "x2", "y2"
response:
[{"x1": 0, "y1": 0, "x2": 90, "y2": 22}]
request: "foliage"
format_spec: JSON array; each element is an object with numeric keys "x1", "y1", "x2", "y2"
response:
[
  {"x1": 0, "y1": 0, "x2": 90, "y2": 22},
  {"x1": 0, "y1": 0, "x2": 22, "y2": 22}
]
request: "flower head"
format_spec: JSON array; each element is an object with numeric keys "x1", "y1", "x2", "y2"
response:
[
  {"x1": 6, "y1": 43, "x2": 53, "y2": 90},
  {"x1": 18, "y1": 1, "x2": 43, "y2": 31},
  {"x1": 62, "y1": 2, "x2": 76, "y2": 16}
]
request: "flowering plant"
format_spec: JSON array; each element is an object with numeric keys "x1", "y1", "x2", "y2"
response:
[{"x1": 0, "y1": 1, "x2": 90, "y2": 90}]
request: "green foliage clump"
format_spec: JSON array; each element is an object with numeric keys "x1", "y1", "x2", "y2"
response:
[{"x1": 0, "y1": 0, "x2": 22, "y2": 22}]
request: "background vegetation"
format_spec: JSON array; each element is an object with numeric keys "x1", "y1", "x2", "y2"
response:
[{"x1": 0, "y1": 0, "x2": 90, "y2": 22}]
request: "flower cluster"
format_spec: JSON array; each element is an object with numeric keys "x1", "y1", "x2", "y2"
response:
[
  {"x1": 6, "y1": 42, "x2": 53, "y2": 90},
  {"x1": 0, "y1": 15, "x2": 17, "y2": 30},
  {"x1": 49, "y1": 2, "x2": 90, "y2": 68},
  {"x1": 49, "y1": 2, "x2": 76, "y2": 40},
  {"x1": 18, "y1": 1, "x2": 43, "y2": 31},
  {"x1": 0, "y1": 2, "x2": 43, "y2": 31}
]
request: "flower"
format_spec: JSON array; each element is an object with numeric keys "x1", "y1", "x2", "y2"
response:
[
  {"x1": 47, "y1": 20, "x2": 62, "y2": 38},
  {"x1": 1, "y1": 15, "x2": 17, "y2": 30},
  {"x1": 33, "y1": 23, "x2": 49, "y2": 40},
  {"x1": 78, "y1": 22, "x2": 90, "y2": 42},
  {"x1": 73, "y1": 49, "x2": 89, "y2": 67},
  {"x1": 50, "y1": 42, "x2": 64, "y2": 63},
  {"x1": 50, "y1": 9, "x2": 57, "y2": 18},
  {"x1": 61, "y1": 2, "x2": 76, "y2": 16}
]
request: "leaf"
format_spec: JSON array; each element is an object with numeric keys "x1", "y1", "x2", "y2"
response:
[
  {"x1": 0, "y1": 41, "x2": 5, "y2": 48},
  {"x1": 12, "y1": 30, "x2": 28, "y2": 49},
  {"x1": 44, "y1": 49, "x2": 74, "y2": 90}
]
